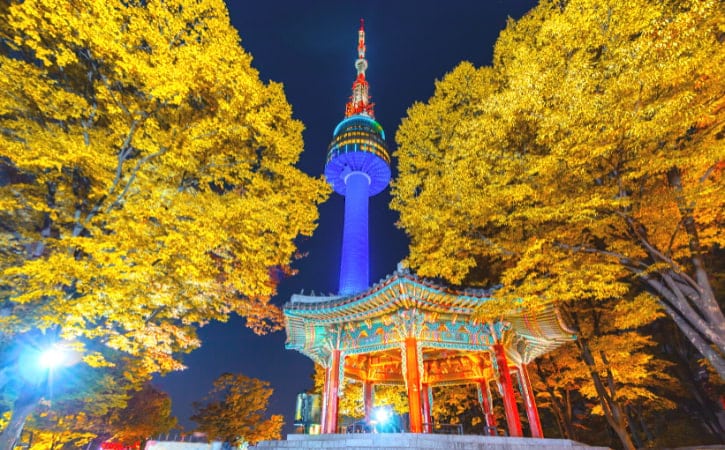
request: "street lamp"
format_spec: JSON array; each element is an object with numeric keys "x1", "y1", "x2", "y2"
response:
[{"x1": 1, "y1": 340, "x2": 78, "y2": 449}]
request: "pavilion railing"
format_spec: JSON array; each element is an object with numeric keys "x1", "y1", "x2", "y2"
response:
[
  {"x1": 422, "y1": 423, "x2": 463, "y2": 435},
  {"x1": 341, "y1": 421, "x2": 469, "y2": 435}
]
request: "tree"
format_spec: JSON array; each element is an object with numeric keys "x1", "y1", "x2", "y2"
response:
[
  {"x1": 0, "y1": 0, "x2": 327, "y2": 445},
  {"x1": 562, "y1": 296, "x2": 677, "y2": 450},
  {"x1": 531, "y1": 353, "x2": 588, "y2": 441},
  {"x1": 392, "y1": 0, "x2": 724, "y2": 377},
  {"x1": 191, "y1": 373, "x2": 283, "y2": 446},
  {"x1": 22, "y1": 412, "x2": 98, "y2": 450},
  {"x1": 531, "y1": 296, "x2": 725, "y2": 448},
  {"x1": 20, "y1": 379, "x2": 179, "y2": 450},
  {"x1": 430, "y1": 384, "x2": 486, "y2": 434},
  {"x1": 104, "y1": 383, "x2": 177, "y2": 448},
  {"x1": 6, "y1": 358, "x2": 132, "y2": 450}
]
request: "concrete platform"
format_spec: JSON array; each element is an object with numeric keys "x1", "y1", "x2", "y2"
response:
[{"x1": 253, "y1": 433, "x2": 610, "y2": 449}]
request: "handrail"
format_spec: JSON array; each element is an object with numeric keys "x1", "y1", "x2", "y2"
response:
[{"x1": 422, "y1": 423, "x2": 463, "y2": 435}]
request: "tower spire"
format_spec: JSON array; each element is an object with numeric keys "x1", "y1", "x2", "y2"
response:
[{"x1": 345, "y1": 18, "x2": 374, "y2": 117}]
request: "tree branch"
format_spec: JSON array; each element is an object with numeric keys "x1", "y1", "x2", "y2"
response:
[
  {"x1": 82, "y1": 119, "x2": 140, "y2": 227},
  {"x1": 699, "y1": 161, "x2": 721, "y2": 184},
  {"x1": 667, "y1": 167, "x2": 720, "y2": 325},
  {"x1": 652, "y1": 289, "x2": 725, "y2": 379},
  {"x1": 642, "y1": 273, "x2": 725, "y2": 354},
  {"x1": 554, "y1": 242, "x2": 647, "y2": 270},
  {"x1": 666, "y1": 217, "x2": 684, "y2": 257},
  {"x1": 616, "y1": 210, "x2": 702, "y2": 289},
  {"x1": 106, "y1": 147, "x2": 168, "y2": 213},
  {"x1": 80, "y1": 104, "x2": 97, "y2": 147}
]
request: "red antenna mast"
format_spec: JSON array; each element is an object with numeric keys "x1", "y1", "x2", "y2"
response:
[{"x1": 345, "y1": 18, "x2": 375, "y2": 117}]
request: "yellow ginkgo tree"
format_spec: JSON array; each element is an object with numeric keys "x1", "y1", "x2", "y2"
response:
[
  {"x1": 0, "y1": 0, "x2": 328, "y2": 445},
  {"x1": 191, "y1": 373, "x2": 283, "y2": 446},
  {"x1": 393, "y1": 0, "x2": 724, "y2": 381}
]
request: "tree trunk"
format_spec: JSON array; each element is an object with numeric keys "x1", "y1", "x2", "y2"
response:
[
  {"x1": 624, "y1": 405, "x2": 645, "y2": 449},
  {"x1": 634, "y1": 404, "x2": 655, "y2": 442},
  {"x1": 575, "y1": 337, "x2": 637, "y2": 450},
  {"x1": 667, "y1": 325, "x2": 725, "y2": 441},
  {"x1": 648, "y1": 167, "x2": 725, "y2": 378},
  {"x1": 535, "y1": 359, "x2": 576, "y2": 439},
  {"x1": 644, "y1": 275, "x2": 725, "y2": 379},
  {"x1": 0, "y1": 385, "x2": 42, "y2": 449}
]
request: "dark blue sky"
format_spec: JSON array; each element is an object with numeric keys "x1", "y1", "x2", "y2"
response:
[{"x1": 154, "y1": 0, "x2": 537, "y2": 434}]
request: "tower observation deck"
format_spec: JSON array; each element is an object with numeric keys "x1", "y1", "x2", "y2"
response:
[{"x1": 324, "y1": 19, "x2": 391, "y2": 296}]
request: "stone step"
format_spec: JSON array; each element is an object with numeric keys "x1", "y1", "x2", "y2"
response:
[{"x1": 253, "y1": 434, "x2": 610, "y2": 450}]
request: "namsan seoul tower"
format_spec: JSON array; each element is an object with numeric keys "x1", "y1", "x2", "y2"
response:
[
  {"x1": 283, "y1": 20, "x2": 575, "y2": 441},
  {"x1": 324, "y1": 19, "x2": 391, "y2": 296}
]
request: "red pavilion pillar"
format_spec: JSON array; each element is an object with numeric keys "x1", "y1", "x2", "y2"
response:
[
  {"x1": 403, "y1": 338, "x2": 423, "y2": 433},
  {"x1": 322, "y1": 349, "x2": 341, "y2": 433},
  {"x1": 493, "y1": 344, "x2": 522, "y2": 437},
  {"x1": 421, "y1": 383, "x2": 432, "y2": 433},
  {"x1": 363, "y1": 381, "x2": 374, "y2": 424},
  {"x1": 518, "y1": 364, "x2": 543, "y2": 438},
  {"x1": 477, "y1": 380, "x2": 498, "y2": 436}
]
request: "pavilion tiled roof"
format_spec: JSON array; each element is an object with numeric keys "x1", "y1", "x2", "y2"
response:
[
  {"x1": 284, "y1": 269, "x2": 576, "y2": 366},
  {"x1": 284, "y1": 270, "x2": 497, "y2": 321}
]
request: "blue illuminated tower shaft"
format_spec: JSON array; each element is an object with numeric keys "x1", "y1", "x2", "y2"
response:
[
  {"x1": 325, "y1": 117, "x2": 390, "y2": 296},
  {"x1": 339, "y1": 172, "x2": 371, "y2": 295}
]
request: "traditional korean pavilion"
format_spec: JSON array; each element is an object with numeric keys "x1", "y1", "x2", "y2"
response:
[{"x1": 284, "y1": 21, "x2": 575, "y2": 437}]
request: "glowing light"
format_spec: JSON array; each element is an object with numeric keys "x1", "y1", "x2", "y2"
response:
[
  {"x1": 38, "y1": 346, "x2": 67, "y2": 369},
  {"x1": 374, "y1": 406, "x2": 391, "y2": 424}
]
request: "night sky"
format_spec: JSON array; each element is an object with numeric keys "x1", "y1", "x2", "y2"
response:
[{"x1": 154, "y1": 0, "x2": 537, "y2": 434}]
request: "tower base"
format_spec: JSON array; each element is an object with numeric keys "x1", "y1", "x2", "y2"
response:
[{"x1": 253, "y1": 433, "x2": 610, "y2": 449}]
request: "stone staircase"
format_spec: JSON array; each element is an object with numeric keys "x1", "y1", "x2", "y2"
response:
[{"x1": 253, "y1": 433, "x2": 610, "y2": 449}]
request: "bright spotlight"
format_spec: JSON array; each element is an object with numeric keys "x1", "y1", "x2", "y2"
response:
[
  {"x1": 38, "y1": 347, "x2": 67, "y2": 369},
  {"x1": 374, "y1": 407, "x2": 391, "y2": 424}
]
